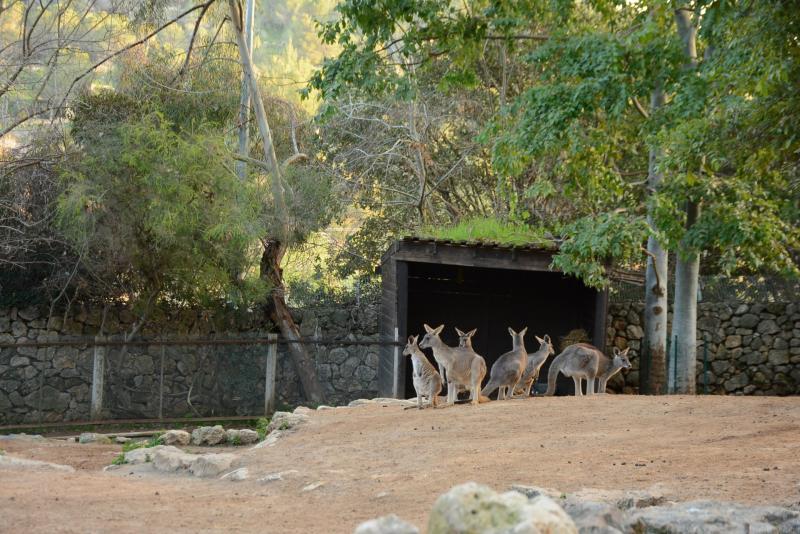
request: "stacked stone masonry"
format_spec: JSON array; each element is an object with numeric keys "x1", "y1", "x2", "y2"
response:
[
  {"x1": 605, "y1": 301, "x2": 800, "y2": 395},
  {"x1": 1, "y1": 299, "x2": 797, "y2": 424},
  {"x1": 0, "y1": 303, "x2": 380, "y2": 425}
]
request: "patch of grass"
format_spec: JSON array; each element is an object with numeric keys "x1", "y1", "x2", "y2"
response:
[
  {"x1": 420, "y1": 217, "x2": 553, "y2": 247},
  {"x1": 256, "y1": 418, "x2": 270, "y2": 441},
  {"x1": 121, "y1": 433, "x2": 163, "y2": 453},
  {"x1": 278, "y1": 421, "x2": 291, "y2": 431},
  {"x1": 0, "y1": 417, "x2": 262, "y2": 438},
  {"x1": 111, "y1": 453, "x2": 127, "y2": 465},
  {"x1": 230, "y1": 434, "x2": 242, "y2": 446}
]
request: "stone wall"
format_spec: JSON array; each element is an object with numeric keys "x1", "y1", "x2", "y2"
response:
[
  {"x1": 0, "y1": 302, "x2": 381, "y2": 425},
  {"x1": 605, "y1": 301, "x2": 800, "y2": 395}
]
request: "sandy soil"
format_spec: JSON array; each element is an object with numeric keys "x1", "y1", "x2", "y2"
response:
[{"x1": 1, "y1": 396, "x2": 799, "y2": 533}]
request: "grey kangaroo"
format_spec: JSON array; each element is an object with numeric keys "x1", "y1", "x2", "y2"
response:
[
  {"x1": 403, "y1": 335, "x2": 442, "y2": 409},
  {"x1": 481, "y1": 327, "x2": 528, "y2": 401},
  {"x1": 513, "y1": 334, "x2": 555, "y2": 397},
  {"x1": 544, "y1": 343, "x2": 630, "y2": 396},
  {"x1": 596, "y1": 347, "x2": 632, "y2": 393},
  {"x1": 419, "y1": 324, "x2": 487, "y2": 406},
  {"x1": 456, "y1": 327, "x2": 477, "y2": 349}
]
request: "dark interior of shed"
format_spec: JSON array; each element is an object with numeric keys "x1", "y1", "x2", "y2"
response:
[{"x1": 404, "y1": 261, "x2": 598, "y2": 397}]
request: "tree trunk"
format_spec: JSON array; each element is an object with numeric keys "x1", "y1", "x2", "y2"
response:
[
  {"x1": 670, "y1": 6, "x2": 700, "y2": 394},
  {"x1": 641, "y1": 85, "x2": 668, "y2": 395},
  {"x1": 260, "y1": 239, "x2": 325, "y2": 404},
  {"x1": 235, "y1": 0, "x2": 255, "y2": 180},
  {"x1": 672, "y1": 201, "x2": 700, "y2": 394},
  {"x1": 228, "y1": 0, "x2": 325, "y2": 403}
]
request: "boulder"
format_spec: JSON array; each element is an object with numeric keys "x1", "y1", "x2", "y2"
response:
[
  {"x1": 125, "y1": 445, "x2": 180, "y2": 465},
  {"x1": 562, "y1": 500, "x2": 625, "y2": 534},
  {"x1": 79, "y1": 432, "x2": 112, "y2": 445},
  {"x1": 225, "y1": 429, "x2": 259, "y2": 445},
  {"x1": 427, "y1": 482, "x2": 577, "y2": 534},
  {"x1": 738, "y1": 314, "x2": 760, "y2": 328},
  {"x1": 0, "y1": 454, "x2": 74, "y2": 473},
  {"x1": 355, "y1": 515, "x2": 419, "y2": 534},
  {"x1": 265, "y1": 411, "x2": 309, "y2": 434},
  {"x1": 189, "y1": 453, "x2": 237, "y2": 477},
  {"x1": 152, "y1": 447, "x2": 195, "y2": 472},
  {"x1": 625, "y1": 500, "x2": 800, "y2": 533},
  {"x1": 190, "y1": 425, "x2": 227, "y2": 446},
  {"x1": 161, "y1": 429, "x2": 191, "y2": 447}
]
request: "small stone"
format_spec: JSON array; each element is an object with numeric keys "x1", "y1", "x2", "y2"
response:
[
  {"x1": 626, "y1": 325, "x2": 644, "y2": 340},
  {"x1": 79, "y1": 432, "x2": 112, "y2": 444},
  {"x1": 301, "y1": 481, "x2": 325, "y2": 492},
  {"x1": 189, "y1": 453, "x2": 237, "y2": 477},
  {"x1": 757, "y1": 320, "x2": 780, "y2": 335},
  {"x1": 355, "y1": 514, "x2": 419, "y2": 534},
  {"x1": 190, "y1": 425, "x2": 226, "y2": 446},
  {"x1": 115, "y1": 436, "x2": 130, "y2": 444},
  {"x1": 739, "y1": 314, "x2": 760, "y2": 328},
  {"x1": 9, "y1": 356, "x2": 29, "y2": 367},
  {"x1": 724, "y1": 335, "x2": 742, "y2": 349},
  {"x1": 220, "y1": 467, "x2": 248, "y2": 481}
]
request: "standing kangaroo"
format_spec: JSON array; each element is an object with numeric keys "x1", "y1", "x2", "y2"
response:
[
  {"x1": 456, "y1": 327, "x2": 477, "y2": 349},
  {"x1": 514, "y1": 334, "x2": 555, "y2": 397},
  {"x1": 403, "y1": 335, "x2": 442, "y2": 409},
  {"x1": 596, "y1": 347, "x2": 632, "y2": 393},
  {"x1": 481, "y1": 327, "x2": 528, "y2": 401},
  {"x1": 544, "y1": 343, "x2": 629, "y2": 396},
  {"x1": 419, "y1": 324, "x2": 487, "y2": 406}
]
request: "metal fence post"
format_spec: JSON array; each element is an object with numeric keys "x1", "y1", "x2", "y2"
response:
[
  {"x1": 264, "y1": 334, "x2": 277, "y2": 416},
  {"x1": 90, "y1": 335, "x2": 105, "y2": 420},
  {"x1": 158, "y1": 344, "x2": 165, "y2": 420},
  {"x1": 703, "y1": 333, "x2": 709, "y2": 395},
  {"x1": 392, "y1": 327, "x2": 400, "y2": 399}
]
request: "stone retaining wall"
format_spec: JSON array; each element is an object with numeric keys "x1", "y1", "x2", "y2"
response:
[
  {"x1": 605, "y1": 301, "x2": 800, "y2": 395},
  {"x1": 0, "y1": 302, "x2": 381, "y2": 424}
]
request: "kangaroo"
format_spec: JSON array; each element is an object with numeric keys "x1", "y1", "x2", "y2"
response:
[
  {"x1": 596, "y1": 347, "x2": 632, "y2": 393},
  {"x1": 456, "y1": 327, "x2": 477, "y2": 349},
  {"x1": 481, "y1": 327, "x2": 528, "y2": 401},
  {"x1": 544, "y1": 343, "x2": 625, "y2": 396},
  {"x1": 403, "y1": 335, "x2": 443, "y2": 409},
  {"x1": 513, "y1": 334, "x2": 555, "y2": 397},
  {"x1": 419, "y1": 324, "x2": 487, "y2": 406}
]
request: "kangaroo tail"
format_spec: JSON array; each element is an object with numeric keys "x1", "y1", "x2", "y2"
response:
[
  {"x1": 544, "y1": 356, "x2": 561, "y2": 396},
  {"x1": 481, "y1": 378, "x2": 499, "y2": 398}
]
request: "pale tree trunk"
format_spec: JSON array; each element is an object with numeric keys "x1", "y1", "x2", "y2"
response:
[
  {"x1": 670, "y1": 6, "x2": 700, "y2": 394},
  {"x1": 228, "y1": 0, "x2": 325, "y2": 404},
  {"x1": 641, "y1": 84, "x2": 668, "y2": 395},
  {"x1": 235, "y1": 0, "x2": 255, "y2": 180}
]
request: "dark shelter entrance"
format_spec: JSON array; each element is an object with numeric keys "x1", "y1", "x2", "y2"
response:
[{"x1": 378, "y1": 238, "x2": 613, "y2": 398}]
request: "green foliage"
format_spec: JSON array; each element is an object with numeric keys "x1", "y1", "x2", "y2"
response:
[
  {"x1": 256, "y1": 417, "x2": 270, "y2": 440},
  {"x1": 121, "y1": 433, "x2": 163, "y2": 453},
  {"x1": 422, "y1": 217, "x2": 551, "y2": 247},
  {"x1": 111, "y1": 453, "x2": 127, "y2": 465},
  {"x1": 552, "y1": 212, "x2": 650, "y2": 289},
  {"x1": 58, "y1": 110, "x2": 269, "y2": 308}
]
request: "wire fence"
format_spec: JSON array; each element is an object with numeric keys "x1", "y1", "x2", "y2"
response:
[
  {"x1": 0, "y1": 334, "x2": 399, "y2": 428},
  {"x1": 611, "y1": 274, "x2": 800, "y2": 304}
]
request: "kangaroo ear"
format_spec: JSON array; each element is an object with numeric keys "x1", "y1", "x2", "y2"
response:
[
  {"x1": 535, "y1": 335, "x2": 544, "y2": 344},
  {"x1": 520, "y1": 326, "x2": 528, "y2": 337},
  {"x1": 423, "y1": 324, "x2": 433, "y2": 333},
  {"x1": 508, "y1": 327, "x2": 516, "y2": 336},
  {"x1": 621, "y1": 347, "x2": 630, "y2": 356},
  {"x1": 455, "y1": 327, "x2": 465, "y2": 336},
  {"x1": 407, "y1": 335, "x2": 415, "y2": 344},
  {"x1": 613, "y1": 347, "x2": 621, "y2": 356},
  {"x1": 467, "y1": 328, "x2": 477, "y2": 337},
  {"x1": 433, "y1": 324, "x2": 444, "y2": 335},
  {"x1": 544, "y1": 334, "x2": 551, "y2": 343}
]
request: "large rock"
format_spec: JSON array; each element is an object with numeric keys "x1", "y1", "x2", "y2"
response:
[
  {"x1": 738, "y1": 314, "x2": 760, "y2": 328},
  {"x1": 562, "y1": 500, "x2": 625, "y2": 534},
  {"x1": 757, "y1": 320, "x2": 780, "y2": 335},
  {"x1": 355, "y1": 514, "x2": 419, "y2": 534},
  {"x1": 265, "y1": 411, "x2": 309, "y2": 434},
  {"x1": 226, "y1": 429, "x2": 259, "y2": 445},
  {"x1": 189, "y1": 453, "x2": 237, "y2": 477},
  {"x1": 0, "y1": 454, "x2": 74, "y2": 473},
  {"x1": 152, "y1": 447, "x2": 196, "y2": 472},
  {"x1": 427, "y1": 482, "x2": 577, "y2": 534},
  {"x1": 161, "y1": 429, "x2": 191, "y2": 446},
  {"x1": 79, "y1": 432, "x2": 112, "y2": 444},
  {"x1": 191, "y1": 425, "x2": 227, "y2": 446},
  {"x1": 125, "y1": 445, "x2": 180, "y2": 465},
  {"x1": 625, "y1": 500, "x2": 800, "y2": 533}
]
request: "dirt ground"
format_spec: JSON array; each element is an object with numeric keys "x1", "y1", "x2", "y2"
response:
[{"x1": 1, "y1": 396, "x2": 799, "y2": 533}]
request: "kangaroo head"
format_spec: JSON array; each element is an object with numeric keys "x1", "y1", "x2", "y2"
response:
[
  {"x1": 534, "y1": 334, "x2": 555, "y2": 355},
  {"x1": 403, "y1": 335, "x2": 419, "y2": 356},
  {"x1": 508, "y1": 326, "x2": 528, "y2": 348},
  {"x1": 612, "y1": 347, "x2": 632, "y2": 369},
  {"x1": 455, "y1": 327, "x2": 477, "y2": 347},
  {"x1": 419, "y1": 324, "x2": 444, "y2": 349}
]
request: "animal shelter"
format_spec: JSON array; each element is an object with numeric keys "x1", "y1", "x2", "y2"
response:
[{"x1": 377, "y1": 237, "x2": 638, "y2": 397}]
